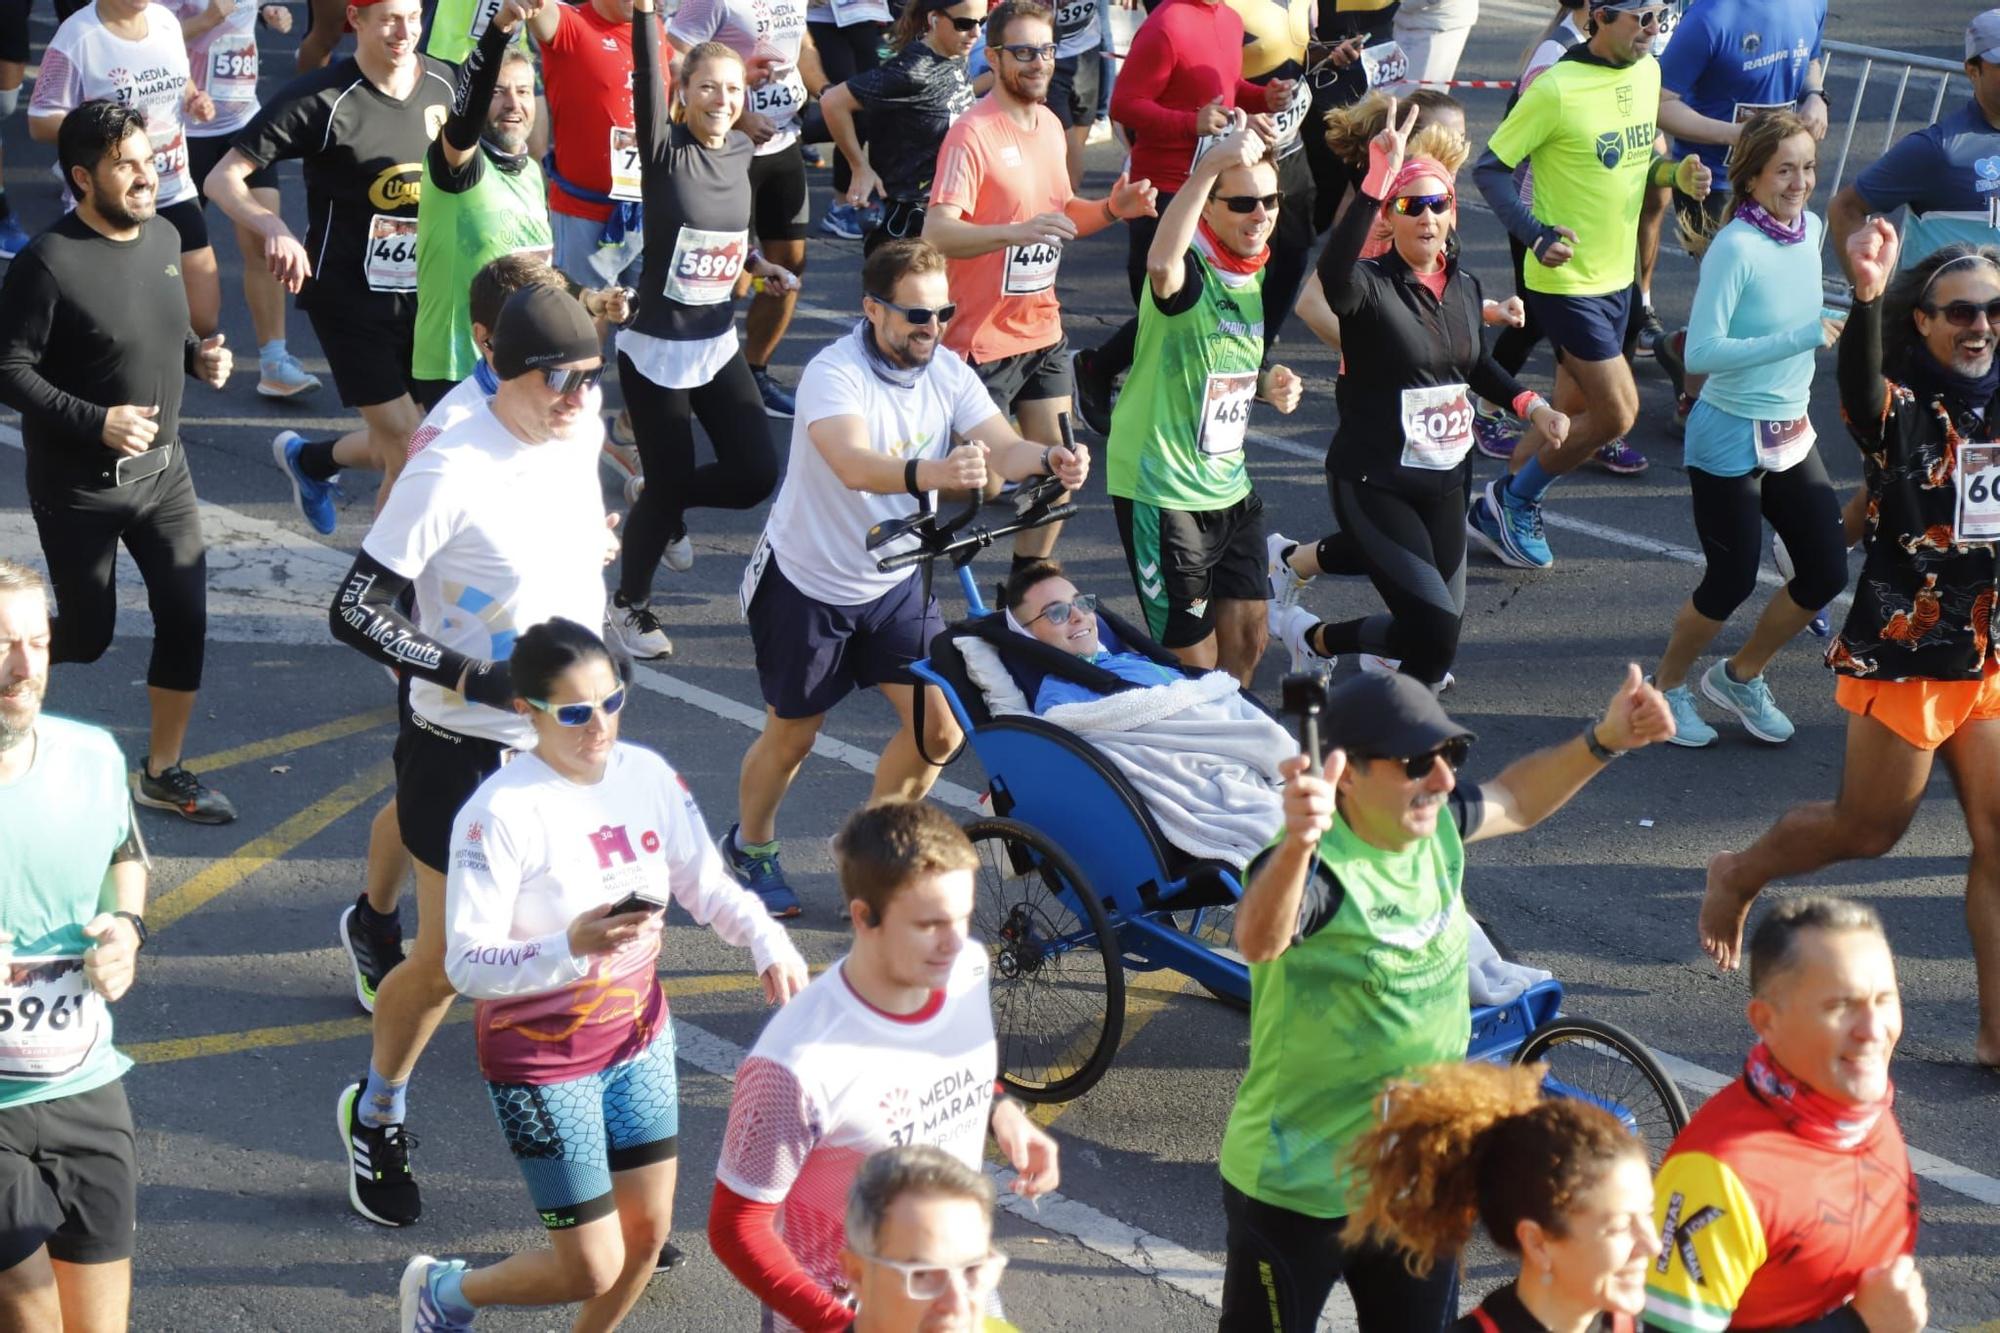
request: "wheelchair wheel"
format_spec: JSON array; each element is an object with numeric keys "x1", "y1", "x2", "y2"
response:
[
  {"x1": 1515, "y1": 1016, "x2": 1691, "y2": 1166},
  {"x1": 967, "y1": 817, "x2": 1127, "y2": 1104}
]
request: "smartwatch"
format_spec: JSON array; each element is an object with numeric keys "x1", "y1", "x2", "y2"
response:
[{"x1": 113, "y1": 911, "x2": 149, "y2": 950}]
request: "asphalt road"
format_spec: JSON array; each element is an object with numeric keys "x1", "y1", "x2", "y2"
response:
[{"x1": 1, "y1": 1, "x2": 1996, "y2": 1329}]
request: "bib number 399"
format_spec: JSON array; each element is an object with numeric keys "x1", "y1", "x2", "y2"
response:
[
  {"x1": 1198, "y1": 371, "x2": 1257, "y2": 457},
  {"x1": 0, "y1": 958, "x2": 104, "y2": 1082},
  {"x1": 1956, "y1": 442, "x2": 2000, "y2": 544}
]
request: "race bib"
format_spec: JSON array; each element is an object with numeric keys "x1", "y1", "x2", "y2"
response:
[
  {"x1": 208, "y1": 41, "x2": 258, "y2": 99},
  {"x1": 1398, "y1": 382, "x2": 1475, "y2": 471},
  {"x1": 1726, "y1": 101, "x2": 1794, "y2": 166},
  {"x1": 0, "y1": 957, "x2": 105, "y2": 1082},
  {"x1": 749, "y1": 68, "x2": 807, "y2": 121},
  {"x1": 1360, "y1": 41, "x2": 1409, "y2": 90},
  {"x1": 609, "y1": 125, "x2": 642, "y2": 202},
  {"x1": 1197, "y1": 371, "x2": 1257, "y2": 457},
  {"x1": 664, "y1": 225, "x2": 748, "y2": 305},
  {"x1": 1270, "y1": 79, "x2": 1312, "y2": 155},
  {"x1": 740, "y1": 529, "x2": 774, "y2": 617},
  {"x1": 1002, "y1": 240, "x2": 1061, "y2": 296},
  {"x1": 364, "y1": 213, "x2": 419, "y2": 292},
  {"x1": 1054, "y1": 0, "x2": 1094, "y2": 41},
  {"x1": 468, "y1": 0, "x2": 503, "y2": 41},
  {"x1": 153, "y1": 129, "x2": 188, "y2": 187},
  {"x1": 1754, "y1": 414, "x2": 1815, "y2": 473},
  {"x1": 1956, "y1": 442, "x2": 2000, "y2": 544}
]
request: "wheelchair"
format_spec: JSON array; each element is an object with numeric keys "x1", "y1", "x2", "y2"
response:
[{"x1": 866, "y1": 478, "x2": 1691, "y2": 1160}]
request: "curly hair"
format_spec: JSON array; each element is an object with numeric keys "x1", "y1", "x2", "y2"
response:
[
  {"x1": 1883, "y1": 241, "x2": 2000, "y2": 381},
  {"x1": 1341, "y1": 1062, "x2": 1647, "y2": 1276},
  {"x1": 1322, "y1": 88, "x2": 1464, "y2": 168}
]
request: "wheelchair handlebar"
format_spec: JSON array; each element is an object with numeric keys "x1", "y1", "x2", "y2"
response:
[{"x1": 875, "y1": 491, "x2": 1077, "y2": 572}]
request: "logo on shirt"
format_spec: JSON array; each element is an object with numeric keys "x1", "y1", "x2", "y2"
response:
[
  {"x1": 1739, "y1": 31, "x2": 1761, "y2": 56},
  {"x1": 367, "y1": 163, "x2": 424, "y2": 211},
  {"x1": 1595, "y1": 122, "x2": 1655, "y2": 169},
  {"x1": 1615, "y1": 83, "x2": 1634, "y2": 118},
  {"x1": 1655, "y1": 1190, "x2": 1725, "y2": 1284},
  {"x1": 465, "y1": 820, "x2": 484, "y2": 844},
  {"x1": 641, "y1": 830, "x2": 661, "y2": 854},
  {"x1": 587, "y1": 823, "x2": 638, "y2": 868}
]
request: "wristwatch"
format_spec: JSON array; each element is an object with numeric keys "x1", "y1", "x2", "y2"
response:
[
  {"x1": 1581, "y1": 726, "x2": 1624, "y2": 763},
  {"x1": 113, "y1": 911, "x2": 149, "y2": 950}
]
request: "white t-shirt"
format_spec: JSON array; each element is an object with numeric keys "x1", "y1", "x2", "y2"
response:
[
  {"x1": 669, "y1": 0, "x2": 810, "y2": 155},
  {"x1": 161, "y1": 0, "x2": 260, "y2": 139},
  {"x1": 716, "y1": 948, "x2": 997, "y2": 1329},
  {"x1": 762, "y1": 326, "x2": 999, "y2": 607},
  {"x1": 31, "y1": 4, "x2": 197, "y2": 206},
  {"x1": 444, "y1": 741, "x2": 803, "y2": 1083},
  {"x1": 362, "y1": 400, "x2": 608, "y2": 748}
]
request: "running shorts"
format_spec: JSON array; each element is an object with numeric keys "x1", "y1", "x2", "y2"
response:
[
  {"x1": 1835, "y1": 658, "x2": 2000, "y2": 752},
  {"x1": 1112, "y1": 491, "x2": 1266, "y2": 649},
  {"x1": 747, "y1": 555, "x2": 943, "y2": 718},
  {"x1": 747, "y1": 141, "x2": 810, "y2": 243},
  {"x1": 0, "y1": 0, "x2": 27, "y2": 66},
  {"x1": 188, "y1": 133, "x2": 278, "y2": 203},
  {"x1": 157, "y1": 196, "x2": 210, "y2": 254},
  {"x1": 1048, "y1": 53, "x2": 1101, "y2": 131},
  {"x1": 0, "y1": 1080, "x2": 138, "y2": 1270},
  {"x1": 392, "y1": 709, "x2": 509, "y2": 873},
  {"x1": 1524, "y1": 286, "x2": 1633, "y2": 364},
  {"x1": 485, "y1": 1028, "x2": 680, "y2": 1230},
  {"x1": 307, "y1": 306, "x2": 419, "y2": 409},
  {"x1": 968, "y1": 336, "x2": 1072, "y2": 416}
]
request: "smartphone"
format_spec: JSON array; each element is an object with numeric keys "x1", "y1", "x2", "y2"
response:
[{"x1": 606, "y1": 890, "x2": 668, "y2": 918}]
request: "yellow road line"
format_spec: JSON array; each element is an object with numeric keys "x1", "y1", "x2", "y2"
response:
[
  {"x1": 169, "y1": 706, "x2": 397, "y2": 778},
  {"x1": 1028, "y1": 969, "x2": 1200, "y2": 1128},
  {"x1": 127, "y1": 972, "x2": 763, "y2": 1065},
  {"x1": 149, "y1": 760, "x2": 397, "y2": 932}
]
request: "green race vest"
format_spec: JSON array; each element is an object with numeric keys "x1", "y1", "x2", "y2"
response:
[
  {"x1": 413, "y1": 151, "x2": 553, "y2": 383},
  {"x1": 1218, "y1": 811, "x2": 1472, "y2": 1219},
  {"x1": 1105, "y1": 249, "x2": 1261, "y2": 511},
  {"x1": 425, "y1": 0, "x2": 527, "y2": 64}
]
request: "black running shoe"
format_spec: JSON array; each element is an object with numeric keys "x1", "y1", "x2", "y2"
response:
[
  {"x1": 338, "y1": 1081, "x2": 422, "y2": 1226},
  {"x1": 655, "y1": 1241, "x2": 686, "y2": 1273},
  {"x1": 339, "y1": 896, "x2": 406, "y2": 1015},
  {"x1": 135, "y1": 759, "x2": 237, "y2": 824}
]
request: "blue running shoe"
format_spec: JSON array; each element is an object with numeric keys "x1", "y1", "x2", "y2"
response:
[
  {"x1": 752, "y1": 367, "x2": 797, "y2": 419},
  {"x1": 272, "y1": 430, "x2": 338, "y2": 535},
  {"x1": 1700, "y1": 660, "x2": 1794, "y2": 743},
  {"x1": 1591, "y1": 437, "x2": 1650, "y2": 475},
  {"x1": 720, "y1": 822, "x2": 802, "y2": 918},
  {"x1": 399, "y1": 1256, "x2": 474, "y2": 1332},
  {"x1": 0, "y1": 214, "x2": 31, "y2": 260},
  {"x1": 819, "y1": 202, "x2": 866, "y2": 240},
  {"x1": 1663, "y1": 684, "x2": 1718, "y2": 747},
  {"x1": 1469, "y1": 480, "x2": 1553, "y2": 569},
  {"x1": 1472, "y1": 403, "x2": 1521, "y2": 461}
]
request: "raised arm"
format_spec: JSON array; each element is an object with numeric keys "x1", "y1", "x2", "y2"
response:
[
  {"x1": 1234, "y1": 751, "x2": 1340, "y2": 964},
  {"x1": 633, "y1": 0, "x2": 670, "y2": 162},
  {"x1": 1836, "y1": 217, "x2": 1896, "y2": 446},
  {"x1": 1147, "y1": 122, "x2": 1260, "y2": 302}
]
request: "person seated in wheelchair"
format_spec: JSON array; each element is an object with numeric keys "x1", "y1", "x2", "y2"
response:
[{"x1": 1003, "y1": 560, "x2": 1185, "y2": 713}]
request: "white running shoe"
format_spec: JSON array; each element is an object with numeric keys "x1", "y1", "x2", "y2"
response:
[
  {"x1": 1360, "y1": 652, "x2": 1456, "y2": 692},
  {"x1": 1273, "y1": 604, "x2": 1335, "y2": 675},
  {"x1": 1266, "y1": 531, "x2": 1310, "y2": 611},
  {"x1": 663, "y1": 531, "x2": 694, "y2": 573},
  {"x1": 607, "y1": 600, "x2": 674, "y2": 660}
]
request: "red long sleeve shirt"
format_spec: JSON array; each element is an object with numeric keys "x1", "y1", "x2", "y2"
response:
[{"x1": 1109, "y1": 0, "x2": 1271, "y2": 195}]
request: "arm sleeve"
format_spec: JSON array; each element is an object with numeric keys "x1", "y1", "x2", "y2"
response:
[
  {"x1": 1108, "y1": 16, "x2": 1197, "y2": 143},
  {"x1": 709, "y1": 1182, "x2": 855, "y2": 1333},
  {"x1": 655, "y1": 760, "x2": 804, "y2": 976},
  {"x1": 1682, "y1": 235, "x2": 1822, "y2": 375},
  {"x1": 1317, "y1": 180, "x2": 1382, "y2": 318},
  {"x1": 1851, "y1": 126, "x2": 1938, "y2": 214},
  {"x1": 1474, "y1": 146, "x2": 1557, "y2": 252},
  {"x1": 442, "y1": 18, "x2": 513, "y2": 155},
  {"x1": 0, "y1": 253, "x2": 112, "y2": 442},
  {"x1": 634, "y1": 4, "x2": 669, "y2": 164},
  {"x1": 442, "y1": 804, "x2": 590, "y2": 999},
  {"x1": 328, "y1": 549, "x2": 499, "y2": 696},
  {"x1": 1836, "y1": 297, "x2": 1889, "y2": 452},
  {"x1": 1643, "y1": 1151, "x2": 1769, "y2": 1333},
  {"x1": 928, "y1": 125, "x2": 984, "y2": 215}
]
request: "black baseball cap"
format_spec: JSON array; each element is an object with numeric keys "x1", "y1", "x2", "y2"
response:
[
  {"x1": 1323, "y1": 673, "x2": 1474, "y2": 759},
  {"x1": 489, "y1": 285, "x2": 600, "y2": 381}
]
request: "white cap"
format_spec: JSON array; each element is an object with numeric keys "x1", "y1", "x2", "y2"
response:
[{"x1": 1968, "y1": 8, "x2": 2000, "y2": 63}]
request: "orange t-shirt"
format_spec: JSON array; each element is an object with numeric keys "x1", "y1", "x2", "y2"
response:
[{"x1": 930, "y1": 96, "x2": 1075, "y2": 365}]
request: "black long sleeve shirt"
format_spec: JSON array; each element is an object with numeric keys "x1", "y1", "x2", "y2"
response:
[{"x1": 0, "y1": 212, "x2": 198, "y2": 490}]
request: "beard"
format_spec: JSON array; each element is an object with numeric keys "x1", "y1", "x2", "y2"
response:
[
  {"x1": 0, "y1": 674, "x2": 45, "y2": 752},
  {"x1": 883, "y1": 325, "x2": 938, "y2": 369},
  {"x1": 487, "y1": 119, "x2": 531, "y2": 157},
  {"x1": 97, "y1": 187, "x2": 156, "y2": 230},
  {"x1": 998, "y1": 65, "x2": 1046, "y2": 105}
]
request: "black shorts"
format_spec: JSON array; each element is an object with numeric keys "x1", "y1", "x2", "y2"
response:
[
  {"x1": 969, "y1": 336, "x2": 1072, "y2": 414},
  {"x1": 307, "y1": 305, "x2": 419, "y2": 409},
  {"x1": 188, "y1": 132, "x2": 277, "y2": 205},
  {"x1": 0, "y1": 1081, "x2": 138, "y2": 1271},
  {"x1": 747, "y1": 556, "x2": 943, "y2": 719},
  {"x1": 862, "y1": 198, "x2": 927, "y2": 256},
  {"x1": 0, "y1": 0, "x2": 27, "y2": 65},
  {"x1": 392, "y1": 709, "x2": 508, "y2": 873},
  {"x1": 1524, "y1": 286, "x2": 1633, "y2": 365},
  {"x1": 747, "y1": 142, "x2": 810, "y2": 243},
  {"x1": 410, "y1": 377, "x2": 455, "y2": 412},
  {"x1": 1047, "y1": 52, "x2": 1101, "y2": 131},
  {"x1": 1113, "y1": 491, "x2": 1266, "y2": 649},
  {"x1": 157, "y1": 196, "x2": 210, "y2": 253}
]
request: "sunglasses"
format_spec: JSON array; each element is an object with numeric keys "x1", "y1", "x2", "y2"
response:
[
  {"x1": 1213, "y1": 192, "x2": 1282, "y2": 214},
  {"x1": 938, "y1": 13, "x2": 981, "y2": 31},
  {"x1": 1361, "y1": 736, "x2": 1470, "y2": 780},
  {"x1": 527, "y1": 687, "x2": 627, "y2": 728},
  {"x1": 1024, "y1": 592, "x2": 1097, "y2": 627},
  {"x1": 1611, "y1": 6, "x2": 1667, "y2": 28},
  {"x1": 868, "y1": 293, "x2": 957, "y2": 326},
  {"x1": 1392, "y1": 193, "x2": 1452, "y2": 217},
  {"x1": 543, "y1": 366, "x2": 603, "y2": 396},
  {"x1": 1922, "y1": 298, "x2": 2000, "y2": 327},
  {"x1": 859, "y1": 1250, "x2": 1009, "y2": 1301},
  {"x1": 998, "y1": 42, "x2": 1056, "y2": 63}
]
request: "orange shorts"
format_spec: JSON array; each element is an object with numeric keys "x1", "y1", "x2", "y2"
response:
[{"x1": 1835, "y1": 658, "x2": 2000, "y2": 751}]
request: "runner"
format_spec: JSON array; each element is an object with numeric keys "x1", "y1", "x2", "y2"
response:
[
  {"x1": 169, "y1": 0, "x2": 323, "y2": 397},
  {"x1": 1221, "y1": 667, "x2": 1674, "y2": 1331},
  {"x1": 1265, "y1": 101, "x2": 1565, "y2": 691},
  {"x1": 1648, "y1": 111, "x2": 1848, "y2": 749},
  {"x1": 727, "y1": 237, "x2": 1087, "y2": 916},
  {"x1": 611, "y1": 10, "x2": 802, "y2": 660},
  {"x1": 0, "y1": 101, "x2": 237, "y2": 824},
  {"x1": 525, "y1": 0, "x2": 643, "y2": 299},
  {"x1": 808, "y1": 0, "x2": 891, "y2": 240},
  {"x1": 0, "y1": 559, "x2": 150, "y2": 1333},
  {"x1": 840, "y1": 1146, "x2": 1013, "y2": 1333},
  {"x1": 819, "y1": 0, "x2": 981, "y2": 255},
  {"x1": 1069, "y1": 0, "x2": 1293, "y2": 435},
  {"x1": 1467, "y1": 0, "x2": 1712, "y2": 569},
  {"x1": 668, "y1": 0, "x2": 826, "y2": 418},
  {"x1": 395, "y1": 616, "x2": 807, "y2": 1332},
  {"x1": 206, "y1": 0, "x2": 456, "y2": 522},
  {"x1": 325, "y1": 285, "x2": 616, "y2": 1228},
  {"x1": 1044, "y1": 0, "x2": 1096, "y2": 189},
  {"x1": 924, "y1": 0, "x2": 1154, "y2": 576},
  {"x1": 1648, "y1": 898, "x2": 1925, "y2": 1333},
  {"x1": 1105, "y1": 123, "x2": 1302, "y2": 687},
  {"x1": 1701, "y1": 226, "x2": 2000, "y2": 1070},
  {"x1": 709, "y1": 801, "x2": 1058, "y2": 1331},
  {"x1": 29, "y1": 0, "x2": 223, "y2": 337}
]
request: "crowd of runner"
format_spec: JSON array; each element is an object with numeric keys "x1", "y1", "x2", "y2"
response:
[{"x1": 0, "y1": 0, "x2": 1990, "y2": 1328}]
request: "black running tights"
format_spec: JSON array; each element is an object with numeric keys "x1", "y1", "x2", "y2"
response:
[{"x1": 1307, "y1": 475, "x2": 1468, "y2": 686}]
